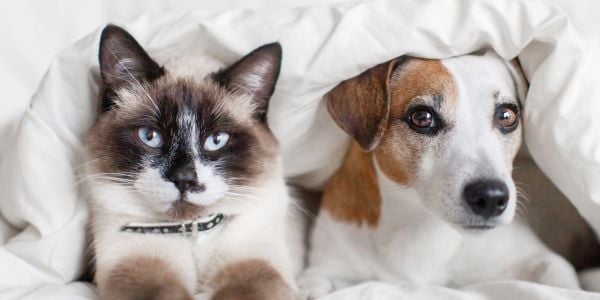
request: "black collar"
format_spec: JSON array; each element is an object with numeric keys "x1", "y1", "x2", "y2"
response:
[{"x1": 121, "y1": 213, "x2": 224, "y2": 236}]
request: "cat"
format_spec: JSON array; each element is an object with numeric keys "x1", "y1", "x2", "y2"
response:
[{"x1": 84, "y1": 24, "x2": 299, "y2": 300}]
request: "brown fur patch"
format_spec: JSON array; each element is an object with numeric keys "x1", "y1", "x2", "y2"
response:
[
  {"x1": 321, "y1": 142, "x2": 381, "y2": 227},
  {"x1": 166, "y1": 199, "x2": 206, "y2": 220},
  {"x1": 326, "y1": 59, "x2": 399, "y2": 151},
  {"x1": 374, "y1": 58, "x2": 457, "y2": 185},
  {"x1": 103, "y1": 256, "x2": 193, "y2": 300},
  {"x1": 210, "y1": 259, "x2": 293, "y2": 300}
]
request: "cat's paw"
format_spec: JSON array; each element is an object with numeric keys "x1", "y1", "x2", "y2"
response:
[
  {"x1": 150, "y1": 284, "x2": 194, "y2": 300},
  {"x1": 104, "y1": 283, "x2": 193, "y2": 300},
  {"x1": 210, "y1": 259, "x2": 295, "y2": 300},
  {"x1": 102, "y1": 256, "x2": 195, "y2": 300},
  {"x1": 210, "y1": 284, "x2": 294, "y2": 300}
]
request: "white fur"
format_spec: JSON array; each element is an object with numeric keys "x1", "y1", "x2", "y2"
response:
[
  {"x1": 188, "y1": 161, "x2": 228, "y2": 207},
  {"x1": 416, "y1": 54, "x2": 518, "y2": 228},
  {"x1": 134, "y1": 166, "x2": 181, "y2": 213},
  {"x1": 301, "y1": 53, "x2": 579, "y2": 297}
]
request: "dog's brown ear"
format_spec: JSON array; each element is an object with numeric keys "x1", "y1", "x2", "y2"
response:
[{"x1": 326, "y1": 58, "x2": 403, "y2": 151}]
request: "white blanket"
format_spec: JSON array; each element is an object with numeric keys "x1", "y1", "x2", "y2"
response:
[{"x1": 1, "y1": 0, "x2": 600, "y2": 298}]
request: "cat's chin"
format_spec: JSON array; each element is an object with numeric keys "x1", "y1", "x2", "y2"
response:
[{"x1": 164, "y1": 200, "x2": 207, "y2": 221}]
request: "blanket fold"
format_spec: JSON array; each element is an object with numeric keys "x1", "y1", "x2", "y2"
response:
[{"x1": 1, "y1": 0, "x2": 599, "y2": 298}]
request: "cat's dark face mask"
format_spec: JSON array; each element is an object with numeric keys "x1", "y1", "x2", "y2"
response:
[{"x1": 86, "y1": 25, "x2": 282, "y2": 220}]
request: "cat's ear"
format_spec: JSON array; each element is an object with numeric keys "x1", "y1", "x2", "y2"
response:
[
  {"x1": 213, "y1": 43, "x2": 282, "y2": 122},
  {"x1": 99, "y1": 24, "x2": 164, "y2": 87}
]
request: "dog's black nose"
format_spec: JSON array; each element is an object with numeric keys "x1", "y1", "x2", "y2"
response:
[
  {"x1": 463, "y1": 180, "x2": 509, "y2": 218},
  {"x1": 168, "y1": 166, "x2": 205, "y2": 193}
]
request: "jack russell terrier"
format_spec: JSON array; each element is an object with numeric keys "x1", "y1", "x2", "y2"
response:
[{"x1": 300, "y1": 51, "x2": 580, "y2": 296}]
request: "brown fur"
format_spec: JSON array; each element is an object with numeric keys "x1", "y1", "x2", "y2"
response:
[
  {"x1": 211, "y1": 259, "x2": 293, "y2": 300},
  {"x1": 326, "y1": 59, "x2": 401, "y2": 151},
  {"x1": 321, "y1": 142, "x2": 382, "y2": 227},
  {"x1": 374, "y1": 58, "x2": 457, "y2": 184},
  {"x1": 322, "y1": 58, "x2": 457, "y2": 226},
  {"x1": 103, "y1": 256, "x2": 193, "y2": 300},
  {"x1": 166, "y1": 199, "x2": 206, "y2": 220}
]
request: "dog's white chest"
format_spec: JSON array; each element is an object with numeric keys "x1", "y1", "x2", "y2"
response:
[{"x1": 374, "y1": 195, "x2": 463, "y2": 284}]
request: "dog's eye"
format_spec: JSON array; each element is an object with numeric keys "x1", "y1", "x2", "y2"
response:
[
  {"x1": 494, "y1": 104, "x2": 519, "y2": 133},
  {"x1": 411, "y1": 110, "x2": 435, "y2": 128},
  {"x1": 204, "y1": 132, "x2": 230, "y2": 152},
  {"x1": 138, "y1": 127, "x2": 163, "y2": 148},
  {"x1": 407, "y1": 106, "x2": 440, "y2": 134}
]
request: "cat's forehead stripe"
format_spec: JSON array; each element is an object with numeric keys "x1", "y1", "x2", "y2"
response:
[{"x1": 176, "y1": 104, "x2": 200, "y2": 157}]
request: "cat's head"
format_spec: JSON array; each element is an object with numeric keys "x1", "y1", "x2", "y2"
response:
[{"x1": 86, "y1": 25, "x2": 283, "y2": 220}]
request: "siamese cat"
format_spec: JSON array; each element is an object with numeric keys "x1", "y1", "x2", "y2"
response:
[{"x1": 84, "y1": 25, "x2": 298, "y2": 300}]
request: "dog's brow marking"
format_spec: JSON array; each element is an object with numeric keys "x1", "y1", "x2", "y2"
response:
[
  {"x1": 493, "y1": 90, "x2": 501, "y2": 100},
  {"x1": 433, "y1": 94, "x2": 444, "y2": 110}
]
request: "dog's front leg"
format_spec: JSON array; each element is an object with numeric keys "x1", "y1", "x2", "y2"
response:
[{"x1": 518, "y1": 252, "x2": 580, "y2": 289}]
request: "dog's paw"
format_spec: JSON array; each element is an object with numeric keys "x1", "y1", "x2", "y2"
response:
[
  {"x1": 529, "y1": 254, "x2": 580, "y2": 290},
  {"x1": 298, "y1": 274, "x2": 334, "y2": 299}
]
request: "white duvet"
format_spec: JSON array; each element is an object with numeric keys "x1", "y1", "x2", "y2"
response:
[{"x1": 1, "y1": 0, "x2": 600, "y2": 299}]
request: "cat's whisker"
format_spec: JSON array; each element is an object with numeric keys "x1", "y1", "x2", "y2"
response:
[
  {"x1": 74, "y1": 159, "x2": 102, "y2": 171},
  {"x1": 73, "y1": 173, "x2": 138, "y2": 190}
]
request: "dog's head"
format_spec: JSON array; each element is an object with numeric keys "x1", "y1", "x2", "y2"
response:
[{"x1": 326, "y1": 52, "x2": 527, "y2": 230}]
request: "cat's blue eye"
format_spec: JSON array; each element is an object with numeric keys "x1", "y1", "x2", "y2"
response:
[
  {"x1": 204, "y1": 132, "x2": 230, "y2": 151},
  {"x1": 138, "y1": 127, "x2": 163, "y2": 148}
]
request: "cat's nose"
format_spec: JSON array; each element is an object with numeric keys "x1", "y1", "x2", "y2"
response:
[{"x1": 168, "y1": 166, "x2": 205, "y2": 193}]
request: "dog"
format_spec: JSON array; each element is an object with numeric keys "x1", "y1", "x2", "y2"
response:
[{"x1": 300, "y1": 51, "x2": 580, "y2": 296}]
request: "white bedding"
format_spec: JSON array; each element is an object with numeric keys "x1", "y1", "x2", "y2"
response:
[{"x1": 1, "y1": 0, "x2": 600, "y2": 299}]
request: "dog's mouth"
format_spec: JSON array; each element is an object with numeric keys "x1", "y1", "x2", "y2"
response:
[
  {"x1": 459, "y1": 215, "x2": 505, "y2": 231},
  {"x1": 444, "y1": 210, "x2": 503, "y2": 232},
  {"x1": 463, "y1": 224, "x2": 496, "y2": 231},
  {"x1": 440, "y1": 215, "x2": 501, "y2": 233}
]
